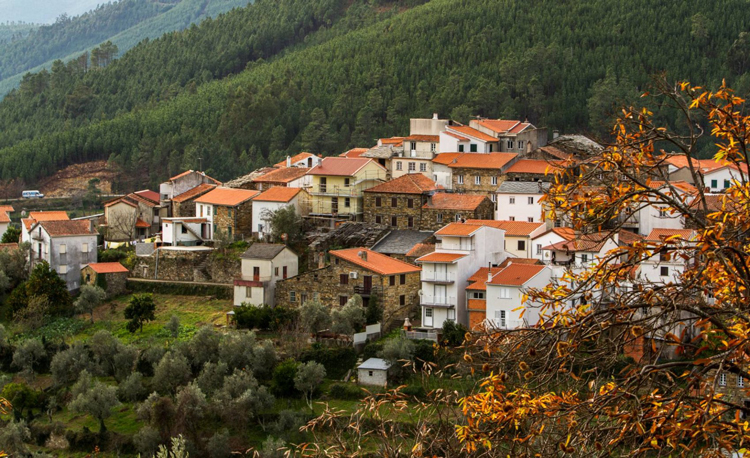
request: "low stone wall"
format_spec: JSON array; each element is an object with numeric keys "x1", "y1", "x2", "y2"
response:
[{"x1": 130, "y1": 248, "x2": 240, "y2": 283}]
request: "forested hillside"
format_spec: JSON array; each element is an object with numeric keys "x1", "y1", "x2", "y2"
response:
[
  {"x1": 1, "y1": 0, "x2": 749, "y2": 189},
  {"x1": 0, "y1": 0, "x2": 253, "y2": 96},
  {"x1": 0, "y1": 22, "x2": 38, "y2": 43}
]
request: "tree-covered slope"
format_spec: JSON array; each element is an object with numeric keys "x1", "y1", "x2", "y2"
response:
[
  {"x1": 0, "y1": 0, "x2": 749, "y2": 188},
  {"x1": 0, "y1": 0, "x2": 253, "y2": 96},
  {"x1": 0, "y1": 22, "x2": 39, "y2": 44}
]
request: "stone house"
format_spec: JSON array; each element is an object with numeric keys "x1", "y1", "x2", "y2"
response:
[
  {"x1": 102, "y1": 190, "x2": 165, "y2": 242},
  {"x1": 371, "y1": 230, "x2": 434, "y2": 262},
  {"x1": 171, "y1": 183, "x2": 217, "y2": 217},
  {"x1": 251, "y1": 187, "x2": 309, "y2": 240},
  {"x1": 362, "y1": 174, "x2": 440, "y2": 230},
  {"x1": 21, "y1": 211, "x2": 69, "y2": 243},
  {"x1": 81, "y1": 262, "x2": 129, "y2": 298},
  {"x1": 308, "y1": 157, "x2": 388, "y2": 221},
  {"x1": 503, "y1": 159, "x2": 563, "y2": 183},
  {"x1": 159, "y1": 170, "x2": 221, "y2": 215},
  {"x1": 421, "y1": 194, "x2": 494, "y2": 231},
  {"x1": 357, "y1": 358, "x2": 392, "y2": 387},
  {"x1": 249, "y1": 167, "x2": 312, "y2": 191},
  {"x1": 275, "y1": 247, "x2": 422, "y2": 329},
  {"x1": 233, "y1": 243, "x2": 298, "y2": 307},
  {"x1": 29, "y1": 220, "x2": 98, "y2": 291},
  {"x1": 0, "y1": 205, "x2": 13, "y2": 240},
  {"x1": 469, "y1": 119, "x2": 548, "y2": 154},
  {"x1": 432, "y1": 152, "x2": 518, "y2": 196},
  {"x1": 194, "y1": 187, "x2": 260, "y2": 241}
]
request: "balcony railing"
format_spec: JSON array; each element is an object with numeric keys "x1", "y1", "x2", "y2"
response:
[
  {"x1": 486, "y1": 318, "x2": 526, "y2": 330},
  {"x1": 421, "y1": 271, "x2": 455, "y2": 283},
  {"x1": 353, "y1": 285, "x2": 383, "y2": 296},
  {"x1": 404, "y1": 330, "x2": 438, "y2": 342},
  {"x1": 420, "y1": 295, "x2": 456, "y2": 307},
  {"x1": 310, "y1": 185, "x2": 361, "y2": 197},
  {"x1": 435, "y1": 242, "x2": 474, "y2": 251}
]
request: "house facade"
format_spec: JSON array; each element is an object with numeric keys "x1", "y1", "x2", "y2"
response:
[
  {"x1": 21, "y1": 211, "x2": 69, "y2": 243},
  {"x1": 274, "y1": 152, "x2": 322, "y2": 169},
  {"x1": 307, "y1": 157, "x2": 387, "y2": 221},
  {"x1": 29, "y1": 220, "x2": 98, "y2": 291},
  {"x1": 637, "y1": 229, "x2": 698, "y2": 285},
  {"x1": 251, "y1": 187, "x2": 308, "y2": 240},
  {"x1": 432, "y1": 153, "x2": 518, "y2": 195},
  {"x1": 161, "y1": 217, "x2": 207, "y2": 246},
  {"x1": 466, "y1": 220, "x2": 547, "y2": 258},
  {"x1": 81, "y1": 262, "x2": 129, "y2": 298},
  {"x1": 439, "y1": 124, "x2": 500, "y2": 153},
  {"x1": 250, "y1": 167, "x2": 312, "y2": 191},
  {"x1": 159, "y1": 170, "x2": 221, "y2": 213},
  {"x1": 195, "y1": 187, "x2": 259, "y2": 241},
  {"x1": 469, "y1": 119, "x2": 548, "y2": 154},
  {"x1": 103, "y1": 191, "x2": 165, "y2": 242},
  {"x1": 421, "y1": 194, "x2": 494, "y2": 231},
  {"x1": 233, "y1": 244, "x2": 298, "y2": 307},
  {"x1": 362, "y1": 174, "x2": 440, "y2": 230},
  {"x1": 484, "y1": 262, "x2": 552, "y2": 329},
  {"x1": 495, "y1": 181, "x2": 551, "y2": 222},
  {"x1": 171, "y1": 183, "x2": 217, "y2": 218}
]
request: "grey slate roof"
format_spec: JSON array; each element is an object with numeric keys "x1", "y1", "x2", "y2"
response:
[
  {"x1": 241, "y1": 243, "x2": 290, "y2": 260},
  {"x1": 362, "y1": 145, "x2": 402, "y2": 159},
  {"x1": 496, "y1": 181, "x2": 550, "y2": 194},
  {"x1": 358, "y1": 358, "x2": 391, "y2": 371},
  {"x1": 372, "y1": 230, "x2": 434, "y2": 256}
]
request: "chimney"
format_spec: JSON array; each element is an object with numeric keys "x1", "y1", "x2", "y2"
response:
[
  {"x1": 403, "y1": 317, "x2": 412, "y2": 331},
  {"x1": 286, "y1": 156, "x2": 292, "y2": 167},
  {"x1": 553, "y1": 130, "x2": 559, "y2": 140},
  {"x1": 358, "y1": 250, "x2": 367, "y2": 262},
  {"x1": 433, "y1": 113, "x2": 439, "y2": 120}
]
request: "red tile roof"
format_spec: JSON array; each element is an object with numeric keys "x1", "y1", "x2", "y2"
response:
[
  {"x1": 0, "y1": 205, "x2": 14, "y2": 213},
  {"x1": 543, "y1": 232, "x2": 612, "y2": 252},
  {"x1": 405, "y1": 242, "x2": 435, "y2": 258},
  {"x1": 646, "y1": 229, "x2": 697, "y2": 242},
  {"x1": 309, "y1": 157, "x2": 383, "y2": 176},
  {"x1": 253, "y1": 167, "x2": 310, "y2": 184},
  {"x1": 433, "y1": 153, "x2": 517, "y2": 170},
  {"x1": 339, "y1": 148, "x2": 369, "y2": 158},
  {"x1": 434, "y1": 223, "x2": 483, "y2": 237},
  {"x1": 416, "y1": 252, "x2": 467, "y2": 263},
  {"x1": 423, "y1": 193, "x2": 488, "y2": 210},
  {"x1": 506, "y1": 159, "x2": 563, "y2": 175},
  {"x1": 104, "y1": 197, "x2": 137, "y2": 209},
  {"x1": 380, "y1": 137, "x2": 405, "y2": 146},
  {"x1": 537, "y1": 146, "x2": 573, "y2": 160},
  {"x1": 488, "y1": 263, "x2": 546, "y2": 286},
  {"x1": 617, "y1": 230, "x2": 644, "y2": 245},
  {"x1": 172, "y1": 183, "x2": 217, "y2": 203},
  {"x1": 0, "y1": 212, "x2": 9, "y2": 224},
  {"x1": 168, "y1": 170, "x2": 221, "y2": 185},
  {"x1": 135, "y1": 218, "x2": 151, "y2": 228},
  {"x1": 404, "y1": 135, "x2": 440, "y2": 142},
  {"x1": 331, "y1": 248, "x2": 420, "y2": 275},
  {"x1": 366, "y1": 174, "x2": 440, "y2": 194},
  {"x1": 134, "y1": 190, "x2": 160, "y2": 203},
  {"x1": 39, "y1": 220, "x2": 96, "y2": 237},
  {"x1": 533, "y1": 227, "x2": 576, "y2": 242},
  {"x1": 252, "y1": 187, "x2": 303, "y2": 203},
  {"x1": 29, "y1": 211, "x2": 69, "y2": 221},
  {"x1": 474, "y1": 119, "x2": 532, "y2": 135},
  {"x1": 432, "y1": 153, "x2": 463, "y2": 165},
  {"x1": 448, "y1": 125, "x2": 498, "y2": 143},
  {"x1": 195, "y1": 187, "x2": 260, "y2": 206},
  {"x1": 86, "y1": 262, "x2": 129, "y2": 274},
  {"x1": 466, "y1": 261, "x2": 542, "y2": 290},
  {"x1": 465, "y1": 219, "x2": 544, "y2": 236},
  {"x1": 444, "y1": 132, "x2": 469, "y2": 142},
  {"x1": 274, "y1": 152, "x2": 319, "y2": 167},
  {"x1": 649, "y1": 180, "x2": 698, "y2": 195}
]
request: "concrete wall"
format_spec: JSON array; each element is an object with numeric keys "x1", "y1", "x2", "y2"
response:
[
  {"x1": 37, "y1": 232, "x2": 98, "y2": 291},
  {"x1": 391, "y1": 159, "x2": 433, "y2": 180},
  {"x1": 485, "y1": 266, "x2": 551, "y2": 328},
  {"x1": 358, "y1": 368, "x2": 388, "y2": 387},
  {"x1": 496, "y1": 191, "x2": 546, "y2": 222}
]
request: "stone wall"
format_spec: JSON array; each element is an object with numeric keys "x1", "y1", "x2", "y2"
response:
[
  {"x1": 275, "y1": 258, "x2": 421, "y2": 330},
  {"x1": 306, "y1": 222, "x2": 390, "y2": 270},
  {"x1": 173, "y1": 199, "x2": 197, "y2": 218},
  {"x1": 130, "y1": 249, "x2": 240, "y2": 283},
  {"x1": 81, "y1": 267, "x2": 128, "y2": 298},
  {"x1": 504, "y1": 172, "x2": 554, "y2": 183},
  {"x1": 421, "y1": 198, "x2": 494, "y2": 231},
  {"x1": 451, "y1": 168, "x2": 504, "y2": 195},
  {"x1": 363, "y1": 192, "x2": 429, "y2": 230},
  {"x1": 214, "y1": 201, "x2": 254, "y2": 241}
]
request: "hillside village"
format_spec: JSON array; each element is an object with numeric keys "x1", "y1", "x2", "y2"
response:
[{"x1": 2, "y1": 114, "x2": 745, "y2": 349}]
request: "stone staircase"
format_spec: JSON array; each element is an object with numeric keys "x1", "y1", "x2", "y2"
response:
[{"x1": 193, "y1": 258, "x2": 210, "y2": 282}]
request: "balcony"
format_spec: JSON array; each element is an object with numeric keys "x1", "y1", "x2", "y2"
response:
[
  {"x1": 420, "y1": 271, "x2": 455, "y2": 283},
  {"x1": 31, "y1": 232, "x2": 44, "y2": 241},
  {"x1": 310, "y1": 185, "x2": 361, "y2": 197},
  {"x1": 353, "y1": 285, "x2": 383, "y2": 296},
  {"x1": 420, "y1": 295, "x2": 456, "y2": 307},
  {"x1": 435, "y1": 242, "x2": 474, "y2": 251},
  {"x1": 486, "y1": 318, "x2": 526, "y2": 330}
]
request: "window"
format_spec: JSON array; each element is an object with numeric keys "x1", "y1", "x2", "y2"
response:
[
  {"x1": 392, "y1": 197, "x2": 398, "y2": 207},
  {"x1": 246, "y1": 287, "x2": 253, "y2": 298},
  {"x1": 396, "y1": 161, "x2": 403, "y2": 171},
  {"x1": 660, "y1": 266, "x2": 669, "y2": 276},
  {"x1": 509, "y1": 197, "x2": 516, "y2": 204},
  {"x1": 407, "y1": 198, "x2": 414, "y2": 208},
  {"x1": 410, "y1": 141, "x2": 416, "y2": 152},
  {"x1": 313, "y1": 292, "x2": 320, "y2": 302},
  {"x1": 430, "y1": 143, "x2": 436, "y2": 153},
  {"x1": 509, "y1": 216, "x2": 515, "y2": 221},
  {"x1": 740, "y1": 376, "x2": 745, "y2": 387},
  {"x1": 517, "y1": 240, "x2": 526, "y2": 251},
  {"x1": 518, "y1": 140, "x2": 525, "y2": 150},
  {"x1": 711, "y1": 179, "x2": 718, "y2": 188},
  {"x1": 507, "y1": 140, "x2": 514, "y2": 149},
  {"x1": 474, "y1": 175, "x2": 481, "y2": 185},
  {"x1": 470, "y1": 144, "x2": 478, "y2": 152},
  {"x1": 458, "y1": 145, "x2": 465, "y2": 152},
  {"x1": 472, "y1": 292, "x2": 485, "y2": 299},
  {"x1": 425, "y1": 308, "x2": 433, "y2": 318},
  {"x1": 214, "y1": 206, "x2": 218, "y2": 215},
  {"x1": 720, "y1": 373, "x2": 727, "y2": 386},
  {"x1": 340, "y1": 296, "x2": 348, "y2": 306},
  {"x1": 419, "y1": 163, "x2": 427, "y2": 172},
  {"x1": 58, "y1": 265, "x2": 68, "y2": 274},
  {"x1": 344, "y1": 178, "x2": 350, "y2": 187},
  {"x1": 536, "y1": 244, "x2": 542, "y2": 255},
  {"x1": 400, "y1": 295, "x2": 406, "y2": 306},
  {"x1": 275, "y1": 267, "x2": 279, "y2": 276},
  {"x1": 82, "y1": 243, "x2": 89, "y2": 253},
  {"x1": 528, "y1": 197, "x2": 534, "y2": 205},
  {"x1": 658, "y1": 208, "x2": 668, "y2": 218},
  {"x1": 408, "y1": 216, "x2": 414, "y2": 228},
  {"x1": 345, "y1": 198, "x2": 350, "y2": 208},
  {"x1": 499, "y1": 288, "x2": 511, "y2": 299},
  {"x1": 581, "y1": 254, "x2": 588, "y2": 263},
  {"x1": 659, "y1": 249, "x2": 671, "y2": 262},
  {"x1": 375, "y1": 216, "x2": 382, "y2": 224},
  {"x1": 455, "y1": 214, "x2": 462, "y2": 222},
  {"x1": 437, "y1": 213, "x2": 443, "y2": 223},
  {"x1": 491, "y1": 176, "x2": 498, "y2": 185},
  {"x1": 368, "y1": 371, "x2": 373, "y2": 377},
  {"x1": 300, "y1": 293, "x2": 307, "y2": 305},
  {"x1": 340, "y1": 274, "x2": 349, "y2": 285},
  {"x1": 447, "y1": 308, "x2": 455, "y2": 321},
  {"x1": 724, "y1": 179, "x2": 731, "y2": 189},
  {"x1": 527, "y1": 217, "x2": 534, "y2": 222},
  {"x1": 283, "y1": 266, "x2": 287, "y2": 279},
  {"x1": 181, "y1": 225, "x2": 188, "y2": 234},
  {"x1": 489, "y1": 144, "x2": 494, "y2": 152},
  {"x1": 228, "y1": 227, "x2": 232, "y2": 238},
  {"x1": 495, "y1": 310, "x2": 506, "y2": 327},
  {"x1": 258, "y1": 223, "x2": 264, "y2": 233},
  {"x1": 389, "y1": 276, "x2": 396, "y2": 286},
  {"x1": 391, "y1": 216, "x2": 398, "y2": 227},
  {"x1": 59, "y1": 244, "x2": 67, "y2": 254},
  {"x1": 457, "y1": 175, "x2": 464, "y2": 185},
  {"x1": 400, "y1": 274, "x2": 406, "y2": 285},
  {"x1": 408, "y1": 162, "x2": 416, "y2": 172},
  {"x1": 376, "y1": 196, "x2": 382, "y2": 207},
  {"x1": 228, "y1": 208, "x2": 233, "y2": 218}
]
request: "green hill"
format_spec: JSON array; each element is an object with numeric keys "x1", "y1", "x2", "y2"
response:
[
  {"x1": 0, "y1": 0, "x2": 253, "y2": 96},
  {"x1": 0, "y1": 0, "x2": 748, "y2": 189}
]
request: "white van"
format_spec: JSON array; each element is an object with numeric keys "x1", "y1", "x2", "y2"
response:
[{"x1": 22, "y1": 190, "x2": 44, "y2": 199}]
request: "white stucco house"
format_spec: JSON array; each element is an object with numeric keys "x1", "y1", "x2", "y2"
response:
[
  {"x1": 484, "y1": 262, "x2": 553, "y2": 329},
  {"x1": 636, "y1": 228, "x2": 698, "y2": 285},
  {"x1": 416, "y1": 221, "x2": 507, "y2": 329},
  {"x1": 161, "y1": 217, "x2": 207, "y2": 246},
  {"x1": 21, "y1": 211, "x2": 70, "y2": 243},
  {"x1": 159, "y1": 170, "x2": 221, "y2": 204},
  {"x1": 495, "y1": 181, "x2": 550, "y2": 222},
  {"x1": 465, "y1": 219, "x2": 547, "y2": 259},
  {"x1": 531, "y1": 227, "x2": 576, "y2": 261},
  {"x1": 233, "y1": 243, "x2": 299, "y2": 307},
  {"x1": 251, "y1": 187, "x2": 308, "y2": 240},
  {"x1": 357, "y1": 358, "x2": 392, "y2": 387},
  {"x1": 29, "y1": 220, "x2": 98, "y2": 291}
]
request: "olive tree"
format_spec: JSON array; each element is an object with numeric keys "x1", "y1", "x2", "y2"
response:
[
  {"x1": 299, "y1": 300, "x2": 331, "y2": 334},
  {"x1": 69, "y1": 373, "x2": 121, "y2": 433},
  {"x1": 331, "y1": 295, "x2": 366, "y2": 335},
  {"x1": 50, "y1": 343, "x2": 92, "y2": 386},
  {"x1": 294, "y1": 361, "x2": 325, "y2": 410},
  {"x1": 74, "y1": 285, "x2": 106, "y2": 323},
  {"x1": 12, "y1": 338, "x2": 45, "y2": 381},
  {"x1": 152, "y1": 351, "x2": 192, "y2": 395}
]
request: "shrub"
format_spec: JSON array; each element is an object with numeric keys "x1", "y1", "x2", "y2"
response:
[
  {"x1": 440, "y1": 320, "x2": 468, "y2": 347},
  {"x1": 118, "y1": 372, "x2": 147, "y2": 402},
  {"x1": 207, "y1": 430, "x2": 231, "y2": 458},
  {"x1": 361, "y1": 340, "x2": 384, "y2": 361},
  {"x1": 152, "y1": 352, "x2": 191, "y2": 394},
  {"x1": 271, "y1": 359, "x2": 299, "y2": 397},
  {"x1": 328, "y1": 383, "x2": 363, "y2": 400},
  {"x1": 401, "y1": 384, "x2": 427, "y2": 399},
  {"x1": 133, "y1": 425, "x2": 161, "y2": 457},
  {"x1": 299, "y1": 344, "x2": 357, "y2": 380}
]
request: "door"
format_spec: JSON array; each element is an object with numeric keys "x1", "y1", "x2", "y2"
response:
[
  {"x1": 424, "y1": 308, "x2": 433, "y2": 327},
  {"x1": 435, "y1": 263, "x2": 448, "y2": 282},
  {"x1": 283, "y1": 266, "x2": 288, "y2": 279},
  {"x1": 253, "y1": 266, "x2": 260, "y2": 282},
  {"x1": 363, "y1": 275, "x2": 372, "y2": 294},
  {"x1": 434, "y1": 284, "x2": 447, "y2": 305},
  {"x1": 320, "y1": 177, "x2": 327, "y2": 193}
]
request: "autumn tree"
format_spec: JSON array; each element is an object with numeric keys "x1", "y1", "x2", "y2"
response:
[{"x1": 456, "y1": 80, "x2": 750, "y2": 457}]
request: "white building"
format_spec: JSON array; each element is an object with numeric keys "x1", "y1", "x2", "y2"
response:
[
  {"x1": 541, "y1": 232, "x2": 620, "y2": 275},
  {"x1": 416, "y1": 222, "x2": 507, "y2": 329},
  {"x1": 484, "y1": 262, "x2": 552, "y2": 329},
  {"x1": 233, "y1": 243, "x2": 298, "y2": 307},
  {"x1": 439, "y1": 124, "x2": 500, "y2": 153},
  {"x1": 29, "y1": 220, "x2": 98, "y2": 291},
  {"x1": 357, "y1": 358, "x2": 392, "y2": 387},
  {"x1": 636, "y1": 228, "x2": 698, "y2": 285},
  {"x1": 531, "y1": 227, "x2": 576, "y2": 261},
  {"x1": 161, "y1": 217, "x2": 207, "y2": 246},
  {"x1": 0, "y1": 205, "x2": 12, "y2": 240},
  {"x1": 702, "y1": 165, "x2": 748, "y2": 193},
  {"x1": 465, "y1": 219, "x2": 547, "y2": 259},
  {"x1": 251, "y1": 187, "x2": 308, "y2": 240},
  {"x1": 159, "y1": 170, "x2": 221, "y2": 204},
  {"x1": 495, "y1": 181, "x2": 550, "y2": 222},
  {"x1": 274, "y1": 152, "x2": 323, "y2": 169},
  {"x1": 21, "y1": 211, "x2": 70, "y2": 243}
]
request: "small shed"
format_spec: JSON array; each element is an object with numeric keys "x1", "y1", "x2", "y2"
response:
[
  {"x1": 81, "y1": 262, "x2": 129, "y2": 298},
  {"x1": 357, "y1": 358, "x2": 392, "y2": 387}
]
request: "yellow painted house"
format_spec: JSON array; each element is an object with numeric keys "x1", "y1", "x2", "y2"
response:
[{"x1": 308, "y1": 157, "x2": 387, "y2": 220}]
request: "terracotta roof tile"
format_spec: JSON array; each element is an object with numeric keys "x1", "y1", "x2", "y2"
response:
[
  {"x1": 617, "y1": 230, "x2": 644, "y2": 245},
  {"x1": 405, "y1": 242, "x2": 435, "y2": 258},
  {"x1": 506, "y1": 159, "x2": 563, "y2": 175},
  {"x1": 0, "y1": 212, "x2": 9, "y2": 223},
  {"x1": 135, "y1": 218, "x2": 151, "y2": 228},
  {"x1": 309, "y1": 157, "x2": 383, "y2": 176},
  {"x1": 543, "y1": 232, "x2": 611, "y2": 252},
  {"x1": 646, "y1": 229, "x2": 698, "y2": 242},
  {"x1": 473, "y1": 119, "x2": 531, "y2": 135},
  {"x1": 423, "y1": 193, "x2": 488, "y2": 210},
  {"x1": 404, "y1": 135, "x2": 440, "y2": 142},
  {"x1": 448, "y1": 125, "x2": 499, "y2": 143},
  {"x1": 339, "y1": 148, "x2": 369, "y2": 158},
  {"x1": 434, "y1": 223, "x2": 483, "y2": 237},
  {"x1": 331, "y1": 248, "x2": 420, "y2": 275},
  {"x1": 649, "y1": 180, "x2": 698, "y2": 195},
  {"x1": 39, "y1": 220, "x2": 96, "y2": 237},
  {"x1": 444, "y1": 132, "x2": 469, "y2": 142},
  {"x1": 274, "y1": 152, "x2": 319, "y2": 167},
  {"x1": 252, "y1": 187, "x2": 303, "y2": 203},
  {"x1": 195, "y1": 187, "x2": 260, "y2": 206},
  {"x1": 465, "y1": 219, "x2": 544, "y2": 236},
  {"x1": 380, "y1": 137, "x2": 405, "y2": 146},
  {"x1": 168, "y1": 170, "x2": 221, "y2": 185},
  {"x1": 433, "y1": 153, "x2": 517, "y2": 170},
  {"x1": 253, "y1": 167, "x2": 310, "y2": 184},
  {"x1": 366, "y1": 174, "x2": 440, "y2": 194},
  {"x1": 432, "y1": 153, "x2": 462, "y2": 165},
  {"x1": 29, "y1": 211, "x2": 69, "y2": 221},
  {"x1": 0, "y1": 205, "x2": 14, "y2": 213},
  {"x1": 104, "y1": 197, "x2": 137, "y2": 209},
  {"x1": 172, "y1": 183, "x2": 217, "y2": 203},
  {"x1": 134, "y1": 190, "x2": 160, "y2": 203},
  {"x1": 86, "y1": 262, "x2": 129, "y2": 274},
  {"x1": 533, "y1": 227, "x2": 576, "y2": 241},
  {"x1": 415, "y1": 252, "x2": 467, "y2": 263},
  {"x1": 488, "y1": 264, "x2": 546, "y2": 286}
]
